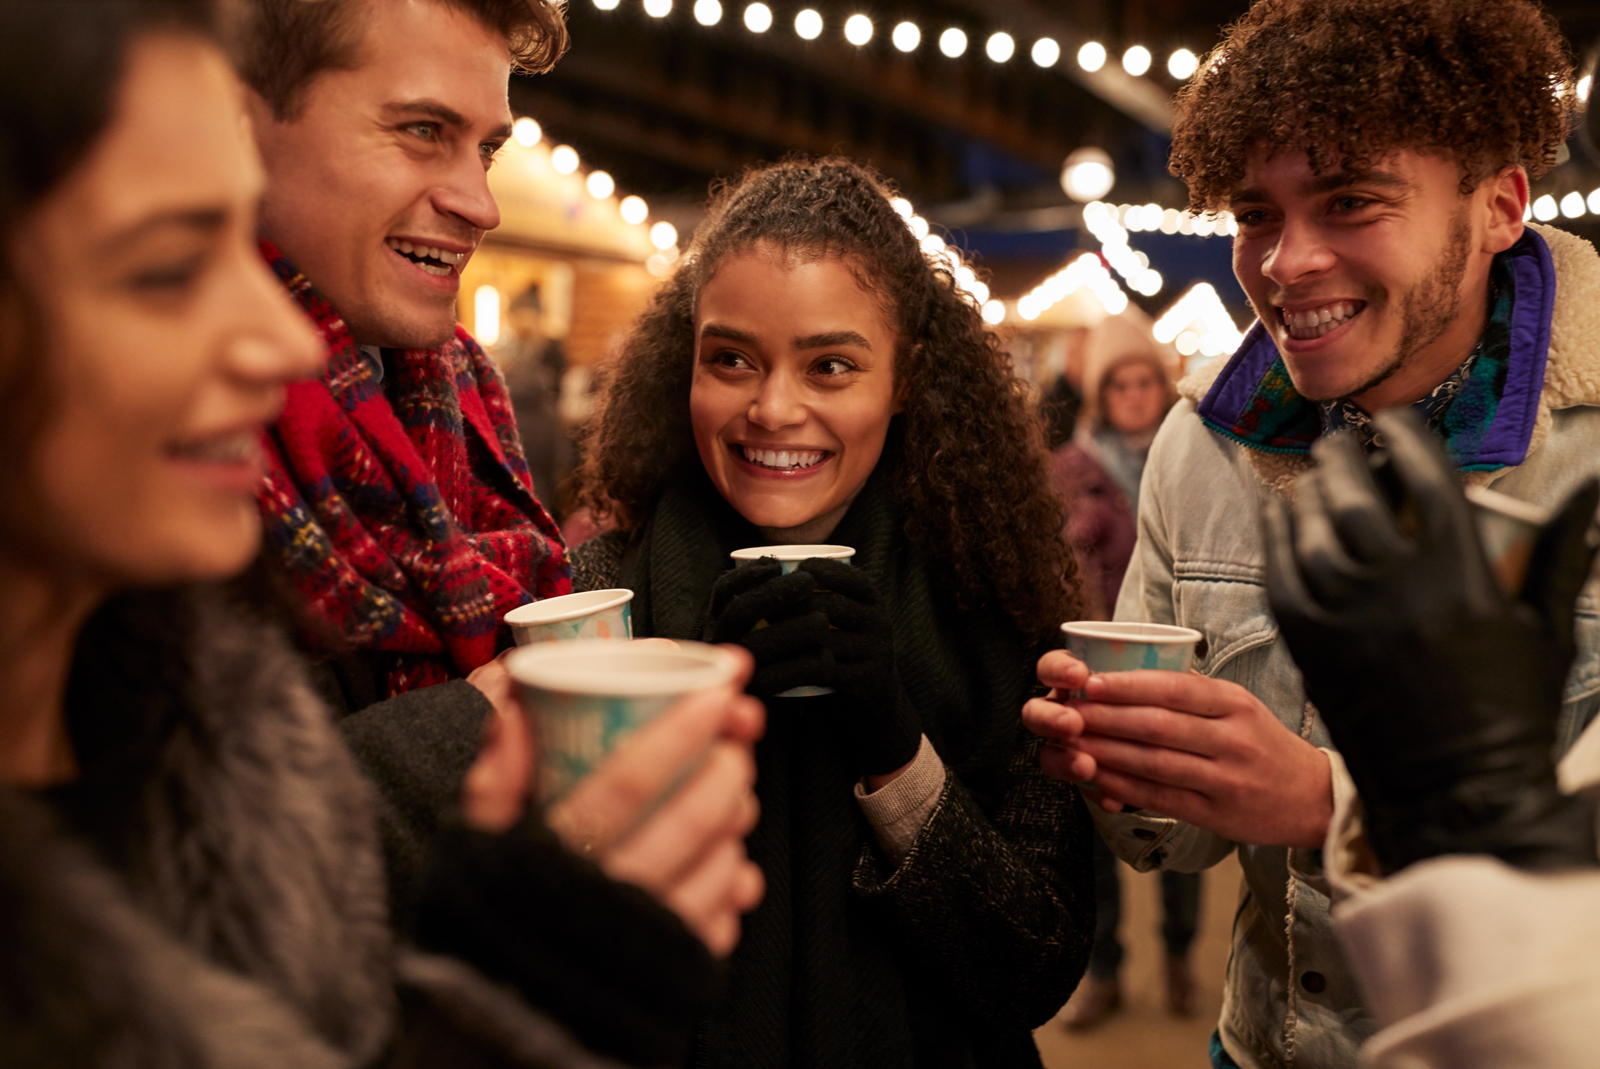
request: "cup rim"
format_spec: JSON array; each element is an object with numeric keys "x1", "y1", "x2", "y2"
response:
[
  {"x1": 507, "y1": 639, "x2": 740, "y2": 696},
  {"x1": 1061, "y1": 621, "x2": 1203, "y2": 644},
  {"x1": 729, "y1": 544, "x2": 855, "y2": 562},
  {"x1": 504, "y1": 588, "x2": 634, "y2": 627}
]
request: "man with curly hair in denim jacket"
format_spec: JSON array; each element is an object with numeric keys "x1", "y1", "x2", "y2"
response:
[{"x1": 1024, "y1": 1, "x2": 1600, "y2": 1066}]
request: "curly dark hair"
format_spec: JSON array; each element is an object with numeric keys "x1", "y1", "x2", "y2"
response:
[
  {"x1": 573, "y1": 157, "x2": 1083, "y2": 637},
  {"x1": 1170, "y1": 0, "x2": 1577, "y2": 211}
]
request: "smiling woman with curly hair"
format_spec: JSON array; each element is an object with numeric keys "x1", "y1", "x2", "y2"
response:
[{"x1": 568, "y1": 157, "x2": 1095, "y2": 1069}]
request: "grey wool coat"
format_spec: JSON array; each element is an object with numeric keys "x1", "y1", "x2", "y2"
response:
[{"x1": 0, "y1": 586, "x2": 624, "y2": 1069}]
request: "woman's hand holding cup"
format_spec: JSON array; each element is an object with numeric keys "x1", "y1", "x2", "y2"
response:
[{"x1": 545, "y1": 649, "x2": 766, "y2": 957}]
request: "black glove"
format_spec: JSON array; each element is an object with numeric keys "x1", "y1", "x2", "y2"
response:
[
  {"x1": 703, "y1": 559, "x2": 830, "y2": 698},
  {"x1": 1262, "y1": 408, "x2": 1599, "y2": 874},
  {"x1": 799, "y1": 559, "x2": 923, "y2": 776}
]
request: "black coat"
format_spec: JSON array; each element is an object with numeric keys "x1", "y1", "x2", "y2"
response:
[
  {"x1": 571, "y1": 461, "x2": 1096, "y2": 1069},
  {"x1": 0, "y1": 587, "x2": 624, "y2": 1069}
]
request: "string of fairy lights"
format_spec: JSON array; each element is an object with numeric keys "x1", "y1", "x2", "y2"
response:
[
  {"x1": 500, "y1": 5, "x2": 1596, "y2": 355},
  {"x1": 500, "y1": 111, "x2": 1246, "y2": 352},
  {"x1": 588, "y1": 0, "x2": 1207, "y2": 85}
]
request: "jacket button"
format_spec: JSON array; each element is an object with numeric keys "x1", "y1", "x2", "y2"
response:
[
  {"x1": 1300, "y1": 971, "x2": 1326, "y2": 994},
  {"x1": 1132, "y1": 829, "x2": 1157, "y2": 840}
]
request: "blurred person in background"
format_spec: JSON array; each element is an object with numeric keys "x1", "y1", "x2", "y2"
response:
[
  {"x1": 1264, "y1": 410, "x2": 1599, "y2": 1069},
  {"x1": 569, "y1": 157, "x2": 1096, "y2": 1069},
  {"x1": 1058, "y1": 347, "x2": 1203, "y2": 1028},
  {"x1": 1023, "y1": 1, "x2": 1600, "y2": 1065},
  {"x1": 1083, "y1": 350, "x2": 1181, "y2": 512},
  {"x1": 498, "y1": 283, "x2": 576, "y2": 514},
  {"x1": 0, "y1": 2, "x2": 761, "y2": 1063}
]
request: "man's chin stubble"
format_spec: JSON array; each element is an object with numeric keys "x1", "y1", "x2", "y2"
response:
[{"x1": 347, "y1": 302, "x2": 459, "y2": 351}]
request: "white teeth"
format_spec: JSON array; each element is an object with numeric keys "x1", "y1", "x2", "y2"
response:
[
  {"x1": 385, "y1": 238, "x2": 466, "y2": 271},
  {"x1": 171, "y1": 431, "x2": 260, "y2": 464},
  {"x1": 741, "y1": 446, "x2": 825, "y2": 470},
  {"x1": 1282, "y1": 301, "x2": 1360, "y2": 340}
]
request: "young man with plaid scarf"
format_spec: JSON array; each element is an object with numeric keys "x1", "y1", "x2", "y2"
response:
[{"x1": 233, "y1": 2, "x2": 765, "y2": 1062}]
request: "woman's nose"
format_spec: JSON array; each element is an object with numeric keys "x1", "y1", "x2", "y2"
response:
[
  {"x1": 226, "y1": 251, "x2": 325, "y2": 384},
  {"x1": 747, "y1": 372, "x2": 807, "y2": 429}
]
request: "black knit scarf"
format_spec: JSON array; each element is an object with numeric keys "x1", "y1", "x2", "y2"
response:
[{"x1": 622, "y1": 451, "x2": 1046, "y2": 1069}]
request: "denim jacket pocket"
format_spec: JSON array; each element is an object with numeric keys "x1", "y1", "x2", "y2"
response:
[{"x1": 1172, "y1": 562, "x2": 1310, "y2": 736}]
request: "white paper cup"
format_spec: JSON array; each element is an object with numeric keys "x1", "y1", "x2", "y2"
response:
[
  {"x1": 728, "y1": 544, "x2": 855, "y2": 696},
  {"x1": 1464, "y1": 485, "x2": 1551, "y2": 594},
  {"x1": 728, "y1": 544, "x2": 855, "y2": 572},
  {"x1": 1060, "y1": 621, "x2": 1203, "y2": 677},
  {"x1": 507, "y1": 639, "x2": 741, "y2": 802},
  {"x1": 504, "y1": 589, "x2": 634, "y2": 645}
]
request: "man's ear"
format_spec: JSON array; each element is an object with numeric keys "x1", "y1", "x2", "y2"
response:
[{"x1": 1480, "y1": 165, "x2": 1528, "y2": 255}]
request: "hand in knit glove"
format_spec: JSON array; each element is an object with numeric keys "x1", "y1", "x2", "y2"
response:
[
  {"x1": 1263, "y1": 408, "x2": 1599, "y2": 875},
  {"x1": 799, "y1": 558, "x2": 923, "y2": 777},
  {"x1": 704, "y1": 559, "x2": 829, "y2": 698}
]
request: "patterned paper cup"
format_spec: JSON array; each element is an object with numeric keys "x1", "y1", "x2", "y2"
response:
[
  {"x1": 729, "y1": 545, "x2": 855, "y2": 696},
  {"x1": 504, "y1": 588, "x2": 634, "y2": 646},
  {"x1": 1060, "y1": 621, "x2": 1203, "y2": 678},
  {"x1": 508, "y1": 639, "x2": 742, "y2": 803},
  {"x1": 1464, "y1": 485, "x2": 1551, "y2": 594}
]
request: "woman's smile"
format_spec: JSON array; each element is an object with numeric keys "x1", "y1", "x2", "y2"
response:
[
  {"x1": 732, "y1": 442, "x2": 834, "y2": 476},
  {"x1": 690, "y1": 248, "x2": 900, "y2": 541}
]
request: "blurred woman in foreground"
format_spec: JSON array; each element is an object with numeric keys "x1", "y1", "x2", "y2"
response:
[{"x1": 0, "y1": 2, "x2": 757, "y2": 1063}]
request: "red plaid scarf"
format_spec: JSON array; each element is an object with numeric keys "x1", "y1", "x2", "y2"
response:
[{"x1": 257, "y1": 241, "x2": 569, "y2": 697}]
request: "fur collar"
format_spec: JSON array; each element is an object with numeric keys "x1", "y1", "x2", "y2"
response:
[
  {"x1": 0, "y1": 588, "x2": 394, "y2": 1068},
  {"x1": 1177, "y1": 223, "x2": 1600, "y2": 497}
]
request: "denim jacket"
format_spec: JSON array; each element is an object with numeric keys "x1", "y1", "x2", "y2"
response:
[{"x1": 1098, "y1": 224, "x2": 1600, "y2": 1069}]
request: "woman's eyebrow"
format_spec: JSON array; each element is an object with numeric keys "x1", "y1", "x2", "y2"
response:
[
  {"x1": 701, "y1": 322, "x2": 758, "y2": 344},
  {"x1": 103, "y1": 207, "x2": 226, "y2": 251},
  {"x1": 795, "y1": 330, "x2": 870, "y2": 350}
]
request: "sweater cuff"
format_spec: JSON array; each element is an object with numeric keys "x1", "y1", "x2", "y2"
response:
[{"x1": 853, "y1": 734, "x2": 945, "y2": 861}]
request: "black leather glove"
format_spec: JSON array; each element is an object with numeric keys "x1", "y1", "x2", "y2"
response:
[
  {"x1": 703, "y1": 559, "x2": 830, "y2": 698},
  {"x1": 799, "y1": 559, "x2": 923, "y2": 776},
  {"x1": 1263, "y1": 408, "x2": 1599, "y2": 874}
]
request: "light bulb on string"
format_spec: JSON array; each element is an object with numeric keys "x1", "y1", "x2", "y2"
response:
[
  {"x1": 550, "y1": 144, "x2": 579, "y2": 175},
  {"x1": 620, "y1": 195, "x2": 649, "y2": 225},
  {"x1": 743, "y1": 2, "x2": 771, "y2": 31},
  {"x1": 512, "y1": 117, "x2": 541, "y2": 146},
  {"x1": 844, "y1": 14, "x2": 872, "y2": 46},
  {"x1": 939, "y1": 27, "x2": 967, "y2": 58},
  {"x1": 1031, "y1": 38, "x2": 1060, "y2": 67},
  {"x1": 1122, "y1": 45, "x2": 1151, "y2": 76},
  {"x1": 985, "y1": 32, "x2": 1014, "y2": 63},
  {"x1": 693, "y1": 0, "x2": 720, "y2": 25},
  {"x1": 1077, "y1": 41, "x2": 1106, "y2": 71},
  {"x1": 891, "y1": 21, "x2": 919, "y2": 51},
  {"x1": 794, "y1": 8, "x2": 822, "y2": 39}
]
